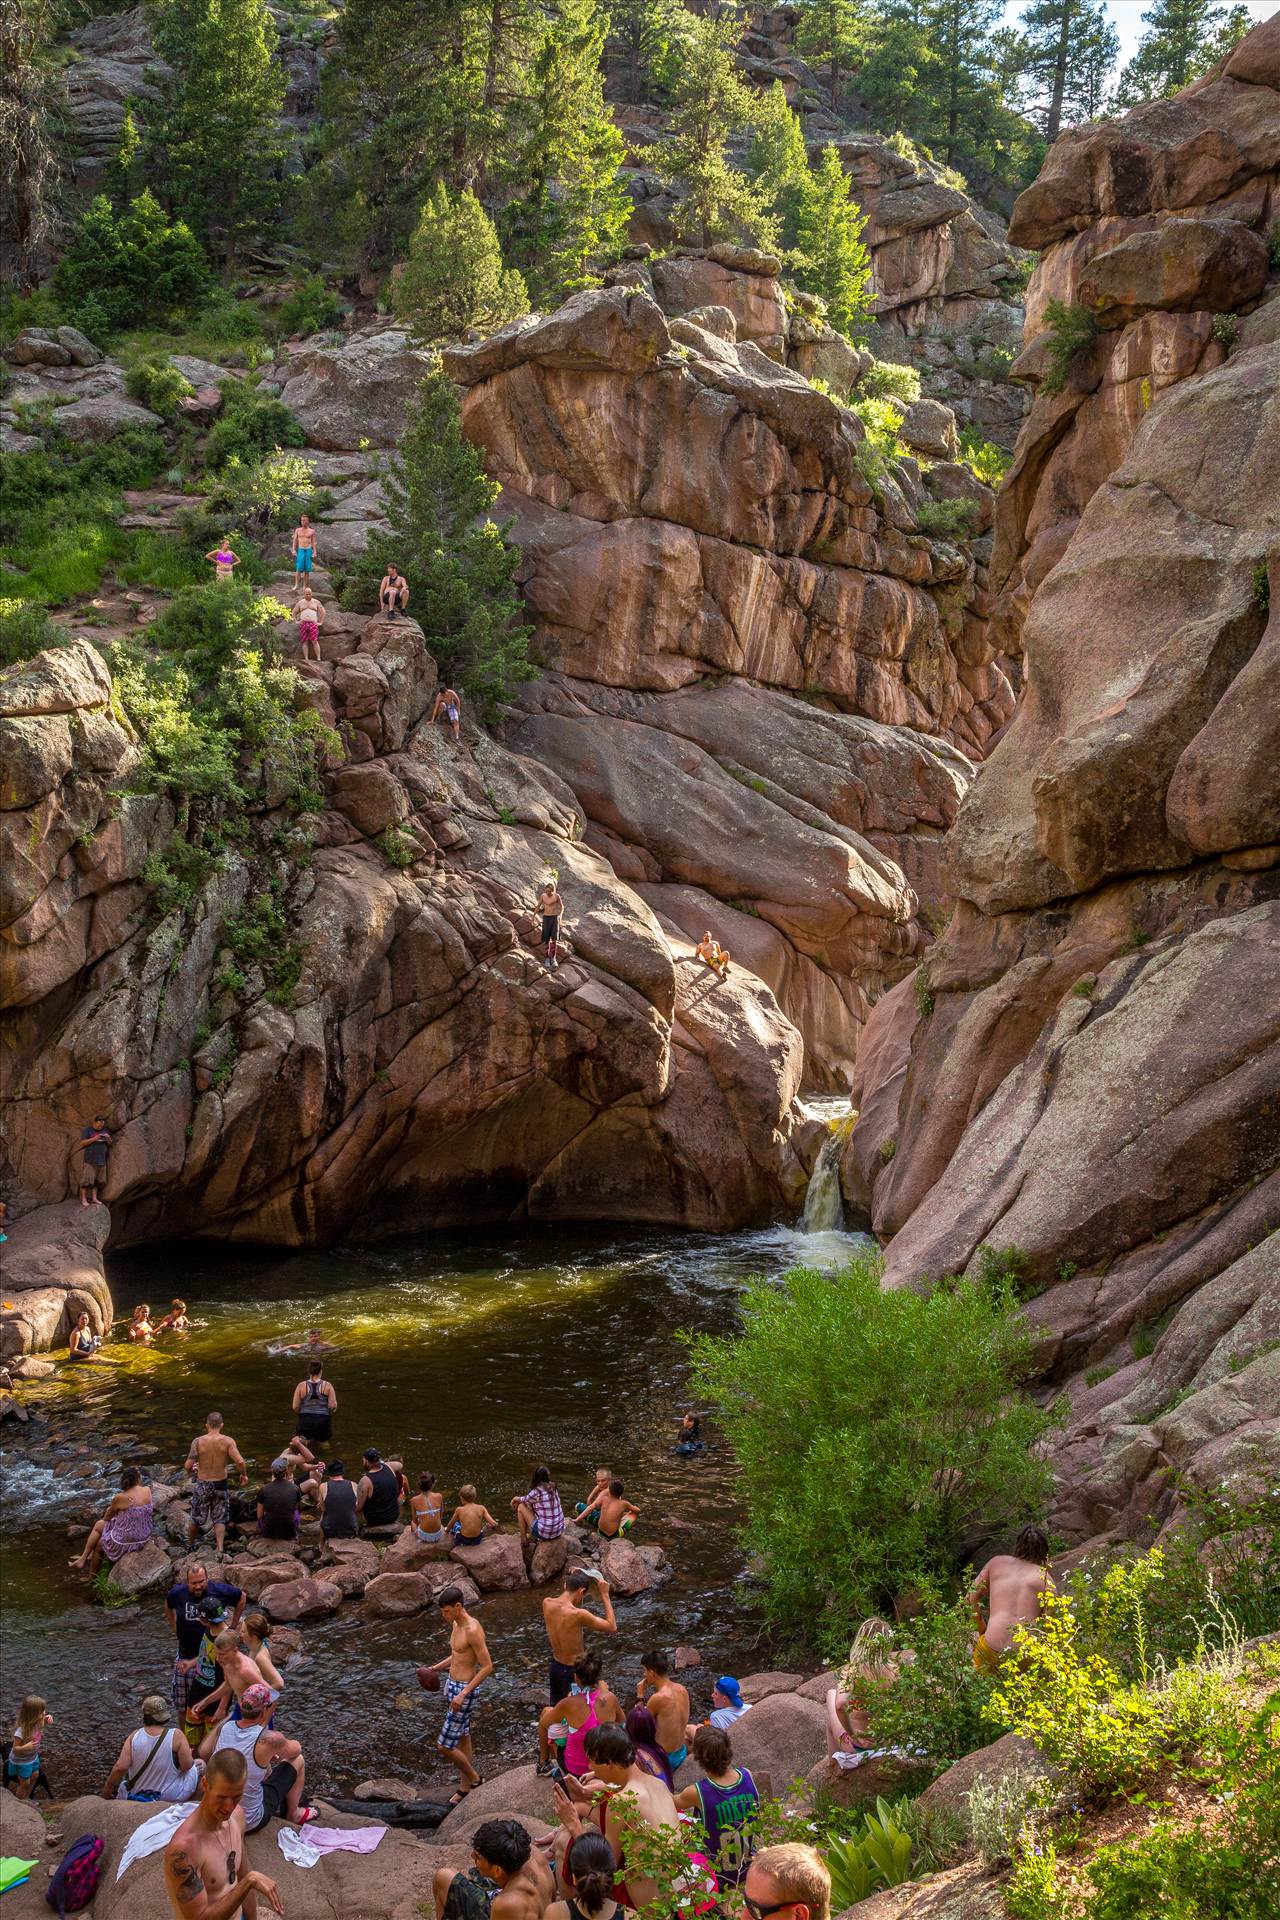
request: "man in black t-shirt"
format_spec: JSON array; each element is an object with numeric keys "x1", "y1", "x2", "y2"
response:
[
  {"x1": 257, "y1": 1459, "x2": 302, "y2": 1541},
  {"x1": 78, "y1": 1115, "x2": 111, "y2": 1207},
  {"x1": 165, "y1": 1561, "x2": 244, "y2": 1721}
]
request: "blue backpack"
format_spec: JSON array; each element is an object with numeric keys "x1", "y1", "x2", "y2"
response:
[{"x1": 45, "y1": 1833, "x2": 104, "y2": 1915}]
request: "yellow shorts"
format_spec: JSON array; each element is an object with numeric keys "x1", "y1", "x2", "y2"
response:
[{"x1": 974, "y1": 1633, "x2": 1002, "y2": 1675}]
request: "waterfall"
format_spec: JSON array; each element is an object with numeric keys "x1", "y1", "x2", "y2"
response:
[{"x1": 800, "y1": 1129, "x2": 846, "y2": 1232}]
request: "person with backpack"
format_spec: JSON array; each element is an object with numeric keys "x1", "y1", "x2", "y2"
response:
[
  {"x1": 102, "y1": 1694, "x2": 200, "y2": 1803},
  {"x1": 291, "y1": 1359, "x2": 337, "y2": 1446},
  {"x1": 163, "y1": 1746, "x2": 284, "y2": 1916}
]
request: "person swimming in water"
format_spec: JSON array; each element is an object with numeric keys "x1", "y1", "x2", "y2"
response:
[
  {"x1": 267, "y1": 1326, "x2": 337, "y2": 1357},
  {"x1": 676, "y1": 1413, "x2": 705, "y2": 1456}
]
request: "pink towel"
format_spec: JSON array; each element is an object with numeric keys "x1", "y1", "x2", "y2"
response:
[{"x1": 277, "y1": 1825, "x2": 386, "y2": 1867}]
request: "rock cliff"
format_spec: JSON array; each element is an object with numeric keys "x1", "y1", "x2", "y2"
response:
[{"x1": 841, "y1": 20, "x2": 1280, "y2": 1550}]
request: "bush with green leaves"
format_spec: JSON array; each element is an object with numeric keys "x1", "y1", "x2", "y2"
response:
[
  {"x1": 125, "y1": 355, "x2": 195, "y2": 417},
  {"x1": 53, "y1": 191, "x2": 209, "y2": 333},
  {"x1": 859, "y1": 359, "x2": 921, "y2": 406},
  {"x1": 0, "y1": 598, "x2": 67, "y2": 667},
  {"x1": 862, "y1": 1596, "x2": 999, "y2": 1775},
  {"x1": 273, "y1": 272, "x2": 346, "y2": 339},
  {"x1": 958, "y1": 428, "x2": 1010, "y2": 488},
  {"x1": 393, "y1": 185, "x2": 529, "y2": 344},
  {"x1": 201, "y1": 449, "x2": 318, "y2": 538},
  {"x1": 202, "y1": 380, "x2": 306, "y2": 471},
  {"x1": 852, "y1": 395, "x2": 909, "y2": 474},
  {"x1": 1040, "y1": 299, "x2": 1097, "y2": 396},
  {"x1": 686, "y1": 1250, "x2": 1056, "y2": 1640},
  {"x1": 964, "y1": 1762, "x2": 1055, "y2": 1867},
  {"x1": 1, "y1": 427, "x2": 170, "y2": 605},
  {"x1": 917, "y1": 497, "x2": 979, "y2": 542},
  {"x1": 344, "y1": 367, "x2": 533, "y2": 719}
]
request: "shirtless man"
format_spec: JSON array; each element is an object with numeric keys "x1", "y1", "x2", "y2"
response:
[
  {"x1": 432, "y1": 686, "x2": 462, "y2": 743},
  {"x1": 543, "y1": 1569, "x2": 616, "y2": 1706},
  {"x1": 537, "y1": 881, "x2": 564, "y2": 971},
  {"x1": 968, "y1": 1526, "x2": 1054, "y2": 1672},
  {"x1": 432, "y1": 1817, "x2": 554, "y2": 1920},
  {"x1": 185, "y1": 1414, "x2": 250, "y2": 1559},
  {"x1": 451, "y1": 1485, "x2": 498, "y2": 1543},
  {"x1": 421, "y1": 1585, "x2": 496, "y2": 1803},
  {"x1": 294, "y1": 585, "x2": 326, "y2": 662},
  {"x1": 635, "y1": 1648, "x2": 691, "y2": 1771},
  {"x1": 291, "y1": 513, "x2": 317, "y2": 593},
  {"x1": 379, "y1": 565, "x2": 410, "y2": 618},
  {"x1": 578, "y1": 1479, "x2": 639, "y2": 1542},
  {"x1": 163, "y1": 1747, "x2": 283, "y2": 1919},
  {"x1": 695, "y1": 932, "x2": 730, "y2": 979},
  {"x1": 552, "y1": 1723, "x2": 680, "y2": 1910},
  {"x1": 190, "y1": 1629, "x2": 272, "y2": 1755}
]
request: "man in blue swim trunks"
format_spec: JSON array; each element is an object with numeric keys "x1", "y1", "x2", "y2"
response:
[
  {"x1": 291, "y1": 514, "x2": 316, "y2": 593},
  {"x1": 636, "y1": 1648, "x2": 690, "y2": 1772}
]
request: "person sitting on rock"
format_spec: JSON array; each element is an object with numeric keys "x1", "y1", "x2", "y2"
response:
[
  {"x1": 242, "y1": 1613, "x2": 285, "y2": 1704},
  {"x1": 211, "y1": 1681, "x2": 311, "y2": 1831},
  {"x1": 128, "y1": 1303, "x2": 155, "y2": 1343},
  {"x1": 77, "y1": 1113, "x2": 111, "y2": 1208},
  {"x1": 103, "y1": 1691, "x2": 201, "y2": 1803},
  {"x1": 635, "y1": 1648, "x2": 691, "y2": 1772},
  {"x1": 294, "y1": 585, "x2": 326, "y2": 662},
  {"x1": 356, "y1": 1446, "x2": 403, "y2": 1531},
  {"x1": 317, "y1": 1458, "x2": 360, "y2": 1540},
  {"x1": 675, "y1": 1724, "x2": 760, "y2": 1886},
  {"x1": 412, "y1": 1471, "x2": 447, "y2": 1544},
  {"x1": 191, "y1": 1630, "x2": 277, "y2": 1757},
  {"x1": 688, "y1": 1675, "x2": 750, "y2": 1743},
  {"x1": 256, "y1": 1457, "x2": 302, "y2": 1542},
  {"x1": 826, "y1": 1618, "x2": 900, "y2": 1761},
  {"x1": 968, "y1": 1525, "x2": 1054, "y2": 1673},
  {"x1": 432, "y1": 1817, "x2": 553, "y2": 1920},
  {"x1": 67, "y1": 1464, "x2": 154, "y2": 1577},
  {"x1": 514, "y1": 1465, "x2": 565, "y2": 1546},
  {"x1": 379, "y1": 564, "x2": 410, "y2": 619},
  {"x1": 543, "y1": 1831, "x2": 619, "y2": 1920},
  {"x1": 68, "y1": 1310, "x2": 103, "y2": 1362},
  {"x1": 162, "y1": 1747, "x2": 283, "y2": 1920},
  {"x1": 695, "y1": 932, "x2": 730, "y2": 979},
  {"x1": 450, "y1": 1484, "x2": 499, "y2": 1543},
  {"x1": 551, "y1": 1723, "x2": 681, "y2": 1911},
  {"x1": 536, "y1": 1650, "x2": 623, "y2": 1776},
  {"x1": 575, "y1": 1468, "x2": 612, "y2": 1527},
  {"x1": 432, "y1": 685, "x2": 462, "y2": 743},
  {"x1": 625, "y1": 1705, "x2": 673, "y2": 1786},
  {"x1": 578, "y1": 1478, "x2": 639, "y2": 1541}
]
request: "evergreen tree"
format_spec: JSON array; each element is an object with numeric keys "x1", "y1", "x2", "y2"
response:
[
  {"x1": 606, "y1": 0, "x2": 686, "y2": 105},
  {"x1": 0, "y1": 0, "x2": 64, "y2": 286},
  {"x1": 1114, "y1": 0, "x2": 1240, "y2": 103},
  {"x1": 921, "y1": 0, "x2": 1004, "y2": 169},
  {"x1": 145, "y1": 0, "x2": 286, "y2": 267},
  {"x1": 104, "y1": 102, "x2": 145, "y2": 206},
  {"x1": 794, "y1": 0, "x2": 870, "y2": 113},
  {"x1": 647, "y1": 12, "x2": 777, "y2": 249},
  {"x1": 357, "y1": 369, "x2": 534, "y2": 720},
  {"x1": 392, "y1": 184, "x2": 529, "y2": 341},
  {"x1": 854, "y1": 11, "x2": 945, "y2": 141},
  {"x1": 745, "y1": 82, "x2": 812, "y2": 253},
  {"x1": 792, "y1": 144, "x2": 873, "y2": 342},
  {"x1": 54, "y1": 190, "x2": 210, "y2": 330},
  {"x1": 507, "y1": 0, "x2": 630, "y2": 302},
  {"x1": 1015, "y1": 0, "x2": 1119, "y2": 139}
]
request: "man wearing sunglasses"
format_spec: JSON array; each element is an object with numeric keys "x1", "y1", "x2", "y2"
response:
[{"x1": 743, "y1": 1843, "x2": 831, "y2": 1920}]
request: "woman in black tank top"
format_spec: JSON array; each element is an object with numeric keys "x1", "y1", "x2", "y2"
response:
[{"x1": 294, "y1": 1366, "x2": 333, "y2": 1444}]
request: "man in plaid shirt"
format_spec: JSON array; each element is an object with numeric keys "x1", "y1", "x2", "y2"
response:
[{"x1": 513, "y1": 1466, "x2": 565, "y2": 1544}]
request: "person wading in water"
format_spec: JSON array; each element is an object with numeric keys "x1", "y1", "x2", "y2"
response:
[{"x1": 292, "y1": 1360, "x2": 336, "y2": 1448}]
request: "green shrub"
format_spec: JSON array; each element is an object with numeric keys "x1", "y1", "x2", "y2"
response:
[
  {"x1": 220, "y1": 882, "x2": 304, "y2": 1007},
  {"x1": 686, "y1": 1250, "x2": 1056, "y2": 1640},
  {"x1": 852, "y1": 394, "x2": 909, "y2": 468},
  {"x1": 1040, "y1": 299, "x2": 1097, "y2": 396},
  {"x1": 964, "y1": 1761, "x2": 1055, "y2": 1867},
  {"x1": 126, "y1": 355, "x2": 195, "y2": 416},
  {"x1": 0, "y1": 598, "x2": 67, "y2": 667},
  {"x1": 859, "y1": 359, "x2": 921, "y2": 405},
  {"x1": 392, "y1": 184, "x2": 529, "y2": 343},
  {"x1": 1005, "y1": 1834, "x2": 1066, "y2": 1920},
  {"x1": 376, "y1": 826, "x2": 417, "y2": 868},
  {"x1": 864, "y1": 1597, "x2": 999, "y2": 1776},
  {"x1": 916, "y1": 497, "x2": 978, "y2": 542},
  {"x1": 201, "y1": 449, "x2": 317, "y2": 536},
  {"x1": 1254, "y1": 562, "x2": 1271, "y2": 613},
  {"x1": 913, "y1": 967, "x2": 935, "y2": 1018},
  {"x1": 203, "y1": 380, "x2": 305, "y2": 470},
  {"x1": 54, "y1": 191, "x2": 210, "y2": 332},
  {"x1": 958, "y1": 427, "x2": 1010, "y2": 487},
  {"x1": 273, "y1": 272, "x2": 345, "y2": 339}
]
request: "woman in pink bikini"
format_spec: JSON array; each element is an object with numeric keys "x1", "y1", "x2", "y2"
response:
[
  {"x1": 294, "y1": 586, "x2": 326, "y2": 662},
  {"x1": 205, "y1": 537, "x2": 241, "y2": 584}
]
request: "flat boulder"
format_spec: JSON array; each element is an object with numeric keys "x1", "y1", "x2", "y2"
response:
[
  {"x1": 795, "y1": 1669, "x2": 839, "y2": 1701},
  {"x1": 320, "y1": 1538, "x2": 382, "y2": 1595},
  {"x1": 104, "y1": 1538, "x2": 170, "y2": 1598},
  {"x1": 599, "y1": 1537, "x2": 671, "y2": 1596},
  {"x1": 805, "y1": 1753, "x2": 932, "y2": 1810},
  {"x1": 362, "y1": 1570, "x2": 433, "y2": 1618},
  {"x1": 432, "y1": 1765, "x2": 557, "y2": 1841},
  {"x1": 53, "y1": 394, "x2": 163, "y2": 443},
  {"x1": 381, "y1": 1530, "x2": 458, "y2": 1575},
  {"x1": 726, "y1": 1692, "x2": 828, "y2": 1791},
  {"x1": 259, "y1": 1575, "x2": 343, "y2": 1622},
  {"x1": 740, "y1": 1671, "x2": 806, "y2": 1702},
  {"x1": 227, "y1": 1556, "x2": 306, "y2": 1601},
  {"x1": 450, "y1": 1533, "x2": 529, "y2": 1592}
]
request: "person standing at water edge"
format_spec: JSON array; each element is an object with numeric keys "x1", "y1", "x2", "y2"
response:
[
  {"x1": 185, "y1": 1413, "x2": 250, "y2": 1559},
  {"x1": 542, "y1": 1568, "x2": 616, "y2": 1709},
  {"x1": 77, "y1": 1114, "x2": 111, "y2": 1206},
  {"x1": 5, "y1": 1696, "x2": 52, "y2": 1800},
  {"x1": 163, "y1": 1747, "x2": 284, "y2": 1918},
  {"x1": 968, "y1": 1525, "x2": 1054, "y2": 1673},
  {"x1": 166, "y1": 1562, "x2": 244, "y2": 1724},
  {"x1": 292, "y1": 1357, "x2": 336, "y2": 1446},
  {"x1": 421, "y1": 1585, "x2": 495, "y2": 1803}
]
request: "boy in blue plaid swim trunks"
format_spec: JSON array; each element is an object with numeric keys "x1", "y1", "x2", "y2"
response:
[{"x1": 420, "y1": 1585, "x2": 495, "y2": 1805}]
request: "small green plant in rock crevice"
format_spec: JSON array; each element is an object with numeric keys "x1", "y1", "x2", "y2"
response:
[
  {"x1": 913, "y1": 967, "x2": 935, "y2": 1018},
  {"x1": 1040, "y1": 300, "x2": 1096, "y2": 396},
  {"x1": 376, "y1": 825, "x2": 417, "y2": 868},
  {"x1": 1254, "y1": 562, "x2": 1271, "y2": 613},
  {"x1": 218, "y1": 881, "x2": 304, "y2": 1008}
]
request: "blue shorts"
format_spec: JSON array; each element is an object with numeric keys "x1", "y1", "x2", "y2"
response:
[
  {"x1": 295, "y1": 547, "x2": 313, "y2": 573},
  {"x1": 6, "y1": 1755, "x2": 39, "y2": 1781},
  {"x1": 667, "y1": 1745, "x2": 688, "y2": 1770}
]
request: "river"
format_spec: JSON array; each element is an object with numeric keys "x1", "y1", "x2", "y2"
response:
[{"x1": 0, "y1": 1220, "x2": 866, "y2": 1798}]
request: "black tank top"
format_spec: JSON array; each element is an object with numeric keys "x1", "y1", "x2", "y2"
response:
[
  {"x1": 364, "y1": 1464, "x2": 400, "y2": 1527},
  {"x1": 321, "y1": 1478, "x2": 358, "y2": 1537},
  {"x1": 304, "y1": 1377, "x2": 327, "y2": 1403}
]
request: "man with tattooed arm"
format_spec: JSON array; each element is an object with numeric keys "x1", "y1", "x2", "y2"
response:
[{"x1": 163, "y1": 1748, "x2": 283, "y2": 1918}]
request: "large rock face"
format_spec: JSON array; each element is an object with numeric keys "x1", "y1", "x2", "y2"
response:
[{"x1": 842, "y1": 21, "x2": 1280, "y2": 1551}]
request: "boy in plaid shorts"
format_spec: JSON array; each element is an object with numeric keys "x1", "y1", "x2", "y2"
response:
[{"x1": 420, "y1": 1586, "x2": 495, "y2": 1805}]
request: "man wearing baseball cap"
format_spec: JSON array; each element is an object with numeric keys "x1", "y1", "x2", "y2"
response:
[
  {"x1": 103, "y1": 1692, "x2": 202, "y2": 1802},
  {"x1": 709, "y1": 1677, "x2": 750, "y2": 1731},
  {"x1": 256, "y1": 1457, "x2": 302, "y2": 1541},
  {"x1": 212, "y1": 1681, "x2": 311, "y2": 1830}
]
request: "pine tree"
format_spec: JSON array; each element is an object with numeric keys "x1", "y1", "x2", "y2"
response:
[
  {"x1": 854, "y1": 11, "x2": 945, "y2": 141},
  {"x1": 507, "y1": 0, "x2": 630, "y2": 302},
  {"x1": 393, "y1": 184, "x2": 529, "y2": 341},
  {"x1": 794, "y1": 0, "x2": 871, "y2": 113},
  {"x1": 0, "y1": 0, "x2": 64, "y2": 286},
  {"x1": 1015, "y1": 0, "x2": 1119, "y2": 139},
  {"x1": 606, "y1": 0, "x2": 686, "y2": 106},
  {"x1": 647, "y1": 12, "x2": 777, "y2": 250},
  {"x1": 105, "y1": 102, "x2": 146, "y2": 206},
  {"x1": 792, "y1": 145, "x2": 873, "y2": 342},
  {"x1": 745, "y1": 82, "x2": 812, "y2": 253},
  {"x1": 921, "y1": 0, "x2": 1003, "y2": 170},
  {"x1": 357, "y1": 369, "x2": 534, "y2": 719},
  {"x1": 145, "y1": 0, "x2": 286, "y2": 268},
  {"x1": 1114, "y1": 0, "x2": 1240, "y2": 103}
]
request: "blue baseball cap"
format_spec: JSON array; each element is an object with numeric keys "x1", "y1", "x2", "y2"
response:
[{"x1": 715, "y1": 1676, "x2": 743, "y2": 1706}]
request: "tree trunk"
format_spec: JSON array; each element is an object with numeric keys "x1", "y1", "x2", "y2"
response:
[{"x1": 1046, "y1": 0, "x2": 1072, "y2": 143}]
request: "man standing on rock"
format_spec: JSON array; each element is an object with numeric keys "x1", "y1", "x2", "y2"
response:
[
  {"x1": 163, "y1": 1747, "x2": 284, "y2": 1919},
  {"x1": 421, "y1": 1584, "x2": 495, "y2": 1805},
  {"x1": 293, "y1": 583, "x2": 326, "y2": 662},
  {"x1": 635, "y1": 1648, "x2": 691, "y2": 1772},
  {"x1": 166, "y1": 1560, "x2": 245, "y2": 1727},
  {"x1": 185, "y1": 1412, "x2": 250, "y2": 1560},
  {"x1": 291, "y1": 512, "x2": 317, "y2": 593},
  {"x1": 77, "y1": 1113, "x2": 111, "y2": 1207},
  {"x1": 542, "y1": 1568, "x2": 616, "y2": 1708},
  {"x1": 967, "y1": 1525, "x2": 1054, "y2": 1672},
  {"x1": 536, "y1": 879, "x2": 565, "y2": 971}
]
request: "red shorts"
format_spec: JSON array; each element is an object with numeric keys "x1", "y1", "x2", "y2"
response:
[{"x1": 299, "y1": 621, "x2": 318, "y2": 644}]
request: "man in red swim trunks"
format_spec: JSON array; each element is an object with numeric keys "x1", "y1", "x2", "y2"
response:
[{"x1": 294, "y1": 586, "x2": 326, "y2": 662}]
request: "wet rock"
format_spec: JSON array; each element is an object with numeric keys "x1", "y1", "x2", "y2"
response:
[
  {"x1": 8, "y1": 1355, "x2": 57, "y2": 1379},
  {"x1": 451, "y1": 1533, "x2": 530, "y2": 1592},
  {"x1": 362, "y1": 1570, "x2": 433, "y2": 1617},
  {"x1": 598, "y1": 1537, "x2": 670, "y2": 1596},
  {"x1": 675, "y1": 1646, "x2": 702, "y2": 1670},
  {"x1": 318, "y1": 1538, "x2": 381, "y2": 1595},
  {"x1": 380, "y1": 1529, "x2": 456, "y2": 1575},
  {"x1": 105, "y1": 1539, "x2": 171, "y2": 1597},
  {"x1": 528, "y1": 1533, "x2": 570, "y2": 1585},
  {"x1": 258, "y1": 1575, "x2": 343, "y2": 1622},
  {"x1": 0, "y1": 1396, "x2": 29, "y2": 1423},
  {"x1": 227, "y1": 1556, "x2": 307, "y2": 1601}
]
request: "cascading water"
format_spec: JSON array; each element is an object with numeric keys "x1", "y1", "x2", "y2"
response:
[{"x1": 800, "y1": 1127, "x2": 847, "y2": 1232}]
